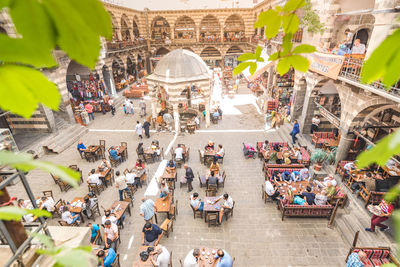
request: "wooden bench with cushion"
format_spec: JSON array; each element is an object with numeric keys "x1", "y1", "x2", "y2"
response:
[
  {"x1": 263, "y1": 163, "x2": 305, "y2": 173},
  {"x1": 329, "y1": 186, "x2": 348, "y2": 208},
  {"x1": 312, "y1": 132, "x2": 335, "y2": 148},
  {"x1": 278, "y1": 199, "x2": 334, "y2": 221},
  {"x1": 265, "y1": 167, "x2": 303, "y2": 180},
  {"x1": 299, "y1": 147, "x2": 311, "y2": 167},
  {"x1": 123, "y1": 85, "x2": 149, "y2": 98},
  {"x1": 358, "y1": 186, "x2": 385, "y2": 208}
]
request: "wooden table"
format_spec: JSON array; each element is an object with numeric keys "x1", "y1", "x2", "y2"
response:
[
  {"x1": 324, "y1": 139, "x2": 339, "y2": 148},
  {"x1": 96, "y1": 167, "x2": 112, "y2": 187},
  {"x1": 198, "y1": 247, "x2": 218, "y2": 267},
  {"x1": 204, "y1": 150, "x2": 215, "y2": 165},
  {"x1": 203, "y1": 197, "x2": 221, "y2": 222},
  {"x1": 274, "y1": 180, "x2": 320, "y2": 196},
  {"x1": 132, "y1": 246, "x2": 156, "y2": 267},
  {"x1": 110, "y1": 200, "x2": 131, "y2": 220},
  {"x1": 277, "y1": 151, "x2": 297, "y2": 160},
  {"x1": 111, "y1": 145, "x2": 128, "y2": 161},
  {"x1": 155, "y1": 194, "x2": 172, "y2": 219},
  {"x1": 70, "y1": 197, "x2": 85, "y2": 223},
  {"x1": 161, "y1": 168, "x2": 177, "y2": 188},
  {"x1": 83, "y1": 145, "x2": 101, "y2": 162},
  {"x1": 382, "y1": 166, "x2": 400, "y2": 177}
]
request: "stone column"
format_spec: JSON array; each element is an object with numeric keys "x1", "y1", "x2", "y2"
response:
[
  {"x1": 105, "y1": 62, "x2": 117, "y2": 96},
  {"x1": 220, "y1": 28, "x2": 224, "y2": 43},
  {"x1": 196, "y1": 27, "x2": 200, "y2": 41},
  {"x1": 151, "y1": 98, "x2": 157, "y2": 119},
  {"x1": 291, "y1": 76, "x2": 307, "y2": 120},
  {"x1": 170, "y1": 28, "x2": 174, "y2": 40},
  {"x1": 172, "y1": 103, "x2": 180, "y2": 133},
  {"x1": 335, "y1": 129, "x2": 354, "y2": 163},
  {"x1": 205, "y1": 100, "x2": 211, "y2": 128},
  {"x1": 298, "y1": 85, "x2": 317, "y2": 134}
]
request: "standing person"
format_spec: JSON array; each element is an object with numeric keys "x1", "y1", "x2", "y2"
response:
[
  {"x1": 88, "y1": 222, "x2": 100, "y2": 245},
  {"x1": 136, "y1": 121, "x2": 143, "y2": 139},
  {"x1": 290, "y1": 120, "x2": 300, "y2": 145},
  {"x1": 344, "y1": 28, "x2": 354, "y2": 49},
  {"x1": 140, "y1": 197, "x2": 155, "y2": 223},
  {"x1": 184, "y1": 164, "x2": 194, "y2": 192},
  {"x1": 108, "y1": 98, "x2": 115, "y2": 116},
  {"x1": 143, "y1": 120, "x2": 151, "y2": 138},
  {"x1": 124, "y1": 98, "x2": 130, "y2": 114},
  {"x1": 103, "y1": 220, "x2": 119, "y2": 250},
  {"x1": 139, "y1": 98, "x2": 146, "y2": 117},
  {"x1": 365, "y1": 199, "x2": 394, "y2": 232},
  {"x1": 311, "y1": 115, "x2": 320, "y2": 134},
  {"x1": 85, "y1": 102, "x2": 94, "y2": 121},
  {"x1": 130, "y1": 101, "x2": 135, "y2": 115},
  {"x1": 115, "y1": 171, "x2": 130, "y2": 201}
]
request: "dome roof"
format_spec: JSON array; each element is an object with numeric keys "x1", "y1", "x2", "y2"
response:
[{"x1": 148, "y1": 49, "x2": 211, "y2": 83}]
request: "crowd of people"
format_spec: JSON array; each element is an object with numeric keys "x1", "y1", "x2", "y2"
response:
[{"x1": 318, "y1": 28, "x2": 367, "y2": 55}]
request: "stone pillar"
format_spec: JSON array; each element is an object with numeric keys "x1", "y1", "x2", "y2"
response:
[
  {"x1": 205, "y1": 101, "x2": 211, "y2": 128},
  {"x1": 151, "y1": 98, "x2": 157, "y2": 119},
  {"x1": 335, "y1": 129, "x2": 354, "y2": 163},
  {"x1": 172, "y1": 103, "x2": 179, "y2": 133},
  {"x1": 105, "y1": 63, "x2": 117, "y2": 96},
  {"x1": 267, "y1": 66, "x2": 274, "y2": 92},
  {"x1": 299, "y1": 85, "x2": 317, "y2": 134},
  {"x1": 196, "y1": 27, "x2": 200, "y2": 41},
  {"x1": 291, "y1": 76, "x2": 307, "y2": 120},
  {"x1": 220, "y1": 28, "x2": 224, "y2": 43}
]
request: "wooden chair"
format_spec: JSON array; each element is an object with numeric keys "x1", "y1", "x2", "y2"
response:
[
  {"x1": 224, "y1": 201, "x2": 235, "y2": 221},
  {"x1": 206, "y1": 189, "x2": 216, "y2": 197},
  {"x1": 160, "y1": 218, "x2": 173, "y2": 238},
  {"x1": 68, "y1": 165, "x2": 83, "y2": 184},
  {"x1": 198, "y1": 149, "x2": 204, "y2": 164},
  {"x1": 358, "y1": 186, "x2": 385, "y2": 207},
  {"x1": 217, "y1": 155, "x2": 224, "y2": 164},
  {"x1": 99, "y1": 140, "x2": 106, "y2": 157},
  {"x1": 53, "y1": 199, "x2": 65, "y2": 218},
  {"x1": 175, "y1": 158, "x2": 183, "y2": 168},
  {"x1": 108, "y1": 148, "x2": 121, "y2": 167},
  {"x1": 207, "y1": 213, "x2": 218, "y2": 227},
  {"x1": 168, "y1": 251, "x2": 172, "y2": 267},
  {"x1": 123, "y1": 190, "x2": 134, "y2": 207},
  {"x1": 190, "y1": 204, "x2": 203, "y2": 219},
  {"x1": 42, "y1": 190, "x2": 53, "y2": 199},
  {"x1": 121, "y1": 142, "x2": 128, "y2": 159},
  {"x1": 169, "y1": 200, "x2": 178, "y2": 220},
  {"x1": 58, "y1": 220, "x2": 79, "y2": 227},
  {"x1": 78, "y1": 148, "x2": 85, "y2": 159},
  {"x1": 208, "y1": 183, "x2": 217, "y2": 191},
  {"x1": 218, "y1": 171, "x2": 226, "y2": 189},
  {"x1": 111, "y1": 253, "x2": 120, "y2": 267},
  {"x1": 89, "y1": 202, "x2": 101, "y2": 219},
  {"x1": 51, "y1": 174, "x2": 72, "y2": 192},
  {"x1": 144, "y1": 153, "x2": 154, "y2": 164},
  {"x1": 197, "y1": 172, "x2": 206, "y2": 188},
  {"x1": 88, "y1": 183, "x2": 104, "y2": 195},
  {"x1": 261, "y1": 184, "x2": 273, "y2": 204},
  {"x1": 185, "y1": 147, "x2": 190, "y2": 162}
]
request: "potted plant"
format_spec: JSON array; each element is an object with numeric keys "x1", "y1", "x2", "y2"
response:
[
  {"x1": 325, "y1": 147, "x2": 337, "y2": 165},
  {"x1": 310, "y1": 149, "x2": 327, "y2": 171},
  {"x1": 269, "y1": 151, "x2": 278, "y2": 164}
]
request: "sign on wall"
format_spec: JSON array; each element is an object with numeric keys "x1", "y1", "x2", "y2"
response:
[{"x1": 309, "y1": 52, "x2": 345, "y2": 80}]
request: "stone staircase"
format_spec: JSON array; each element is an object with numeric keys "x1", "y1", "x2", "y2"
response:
[{"x1": 42, "y1": 124, "x2": 88, "y2": 154}]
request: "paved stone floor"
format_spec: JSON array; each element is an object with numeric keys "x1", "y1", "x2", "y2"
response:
[{"x1": 7, "y1": 87, "x2": 349, "y2": 267}]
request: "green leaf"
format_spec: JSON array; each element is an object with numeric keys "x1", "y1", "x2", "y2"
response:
[
  {"x1": 277, "y1": 57, "x2": 292, "y2": 76},
  {"x1": 282, "y1": 33, "x2": 293, "y2": 55},
  {"x1": 256, "y1": 57, "x2": 265, "y2": 62},
  {"x1": 0, "y1": 0, "x2": 11, "y2": 10},
  {"x1": 384, "y1": 184, "x2": 400, "y2": 204},
  {"x1": 282, "y1": 13, "x2": 300, "y2": 34},
  {"x1": 43, "y1": 0, "x2": 102, "y2": 69},
  {"x1": 30, "y1": 232, "x2": 55, "y2": 250},
  {"x1": 233, "y1": 62, "x2": 251, "y2": 76},
  {"x1": 283, "y1": 0, "x2": 306, "y2": 12},
  {"x1": 255, "y1": 9, "x2": 282, "y2": 39},
  {"x1": 249, "y1": 62, "x2": 257, "y2": 75},
  {"x1": 382, "y1": 46, "x2": 400, "y2": 88},
  {"x1": 292, "y1": 44, "x2": 316, "y2": 54},
  {"x1": 0, "y1": 0, "x2": 57, "y2": 67},
  {"x1": 357, "y1": 129, "x2": 400, "y2": 168},
  {"x1": 28, "y1": 209, "x2": 52, "y2": 218},
  {"x1": 237, "y1": 53, "x2": 255, "y2": 61},
  {"x1": 289, "y1": 55, "x2": 310, "y2": 72},
  {"x1": 0, "y1": 150, "x2": 80, "y2": 188},
  {"x1": 255, "y1": 46, "x2": 262, "y2": 59},
  {"x1": 361, "y1": 28, "x2": 400, "y2": 88},
  {"x1": 268, "y1": 52, "x2": 281, "y2": 61},
  {"x1": 0, "y1": 206, "x2": 26, "y2": 221},
  {"x1": 53, "y1": 247, "x2": 96, "y2": 267},
  {"x1": 0, "y1": 64, "x2": 60, "y2": 118}
]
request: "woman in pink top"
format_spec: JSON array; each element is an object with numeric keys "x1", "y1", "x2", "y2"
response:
[{"x1": 85, "y1": 103, "x2": 94, "y2": 121}]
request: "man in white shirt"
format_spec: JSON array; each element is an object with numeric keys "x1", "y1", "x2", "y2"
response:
[
  {"x1": 311, "y1": 115, "x2": 320, "y2": 134},
  {"x1": 194, "y1": 116, "x2": 200, "y2": 128},
  {"x1": 175, "y1": 146, "x2": 183, "y2": 160},
  {"x1": 98, "y1": 158, "x2": 111, "y2": 170},
  {"x1": 214, "y1": 193, "x2": 234, "y2": 224},
  {"x1": 102, "y1": 210, "x2": 118, "y2": 225},
  {"x1": 150, "y1": 245, "x2": 170, "y2": 267},
  {"x1": 126, "y1": 170, "x2": 136, "y2": 184},
  {"x1": 316, "y1": 174, "x2": 337, "y2": 188},
  {"x1": 265, "y1": 180, "x2": 280, "y2": 200},
  {"x1": 115, "y1": 171, "x2": 130, "y2": 201},
  {"x1": 104, "y1": 220, "x2": 119, "y2": 251},
  {"x1": 344, "y1": 161, "x2": 356, "y2": 175},
  {"x1": 214, "y1": 144, "x2": 225, "y2": 161},
  {"x1": 40, "y1": 197, "x2": 55, "y2": 212},
  {"x1": 61, "y1": 206, "x2": 80, "y2": 225},
  {"x1": 184, "y1": 249, "x2": 200, "y2": 267},
  {"x1": 87, "y1": 169, "x2": 102, "y2": 185},
  {"x1": 351, "y1": 39, "x2": 366, "y2": 54},
  {"x1": 124, "y1": 98, "x2": 131, "y2": 114}
]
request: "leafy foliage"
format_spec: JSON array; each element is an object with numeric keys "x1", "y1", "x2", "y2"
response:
[
  {"x1": 234, "y1": 0, "x2": 316, "y2": 76},
  {"x1": 0, "y1": 150, "x2": 80, "y2": 188},
  {"x1": 0, "y1": 0, "x2": 112, "y2": 118},
  {"x1": 0, "y1": 206, "x2": 52, "y2": 221},
  {"x1": 300, "y1": 0, "x2": 325, "y2": 34}
]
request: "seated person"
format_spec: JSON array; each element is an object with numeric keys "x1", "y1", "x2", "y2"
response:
[
  {"x1": 87, "y1": 169, "x2": 102, "y2": 185},
  {"x1": 150, "y1": 245, "x2": 170, "y2": 267},
  {"x1": 77, "y1": 141, "x2": 86, "y2": 155},
  {"x1": 214, "y1": 249, "x2": 233, "y2": 267},
  {"x1": 324, "y1": 182, "x2": 336, "y2": 198},
  {"x1": 61, "y1": 206, "x2": 80, "y2": 225},
  {"x1": 175, "y1": 145, "x2": 184, "y2": 160},
  {"x1": 301, "y1": 186, "x2": 315, "y2": 205},
  {"x1": 142, "y1": 222, "x2": 163, "y2": 246},
  {"x1": 39, "y1": 196, "x2": 55, "y2": 213},
  {"x1": 207, "y1": 171, "x2": 218, "y2": 185},
  {"x1": 293, "y1": 195, "x2": 307, "y2": 206},
  {"x1": 109, "y1": 147, "x2": 122, "y2": 163},
  {"x1": 261, "y1": 140, "x2": 269, "y2": 151},
  {"x1": 184, "y1": 248, "x2": 201, "y2": 267},
  {"x1": 97, "y1": 248, "x2": 116, "y2": 267},
  {"x1": 265, "y1": 180, "x2": 280, "y2": 200},
  {"x1": 316, "y1": 174, "x2": 337, "y2": 188},
  {"x1": 271, "y1": 171, "x2": 282, "y2": 182},
  {"x1": 102, "y1": 210, "x2": 118, "y2": 225},
  {"x1": 88, "y1": 222, "x2": 100, "y2": 245},
  {"x1": 18, "y1": 199, "x2": 34, "y2": 222},
  {"x1": 273, "y1": 143, "x2": 281, "y2": 152},
  {"x1": 351, "y1": 39, "x2": 366, "y2": 54},
  {"x1": 344, "y1": 161, "x2": 356, "y2": 175},
  {"x1": 159, "y1": 180, "x2": 169, "y2": 199},
  {"x1": 281, "y1": 171, "x2": 291, "y2": 182},
  {"x1": 212, "y1": 109, "x2": 220, "y2": 118},
  {"x1": 205, "y1": 140, "x2": 214, "y2": 151},
  {"x1": 346, "y1": 251, "x2": 368, "y2": 267},
  {"x1": 209, "y1": 159, "x2": 220, "y2": 175},
  {"x1": 213, "y1": 193, "x2": 234, "y2": 224},
  {"x1": 290, "y1": 171, "x2": 300, "y2": 182},
  {"x1": 151, "y1": 141, "x2": 161, "y2": 156},
  {"x1": 217, "y1": 106, "x2": 223, "y2": 116},
  {"x1": 137, "y1": 143, "x2": 144, "y2": 157},
  {"x1": 190, "y1": 192, "x2": 204, "y2": 212},
  {"x1": 104, "y1": 220, "x2": 119, "y2": 251},
  {"x1": 98, "y1": 158, "x2": 111, "y2": 170},
  {"x1": 166, "y1": 160, "x2": 176, "y2": 173},
  {"x1": 214, "y1": 144, "x2": 225, "y2": 160},
  {"x1": 299, "y1": 168, "x2": 310, "y2": 181},
  {"x1": 351, "y1": 172, "x2": 376, "y2": 193},
  {"x1": 283, "y1": 152, "x2": 291, "y2": 165},
  {"x1": 314, "y1": 190, "x2": 328, "y2": 205},
  {"x1": 135, "y1": 159, "x2": 145, "y2": 169}
]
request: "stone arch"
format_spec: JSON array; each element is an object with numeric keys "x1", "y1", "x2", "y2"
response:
[
  {"x1": 224, "y1": 45, "x2": 243, "y2": 57},
  {"x1": 112, "y1": 57, "x2": 126, "y2": 83},
  {"x1": 200, "y1": 46, "x2": 222, "y2": 58},
  {"x1": 109, "y1": 12, "x2": 119, "y2": 41},
  {"x1": 155, "y1": 47, "x2": 170, "y2": 56},
  {"x1": 174, "y1": 15, "x2": 196, "y2": 40},
  {"x1": 151, "y1": 16, "x2": 171, "y2": 40},
  {"x1": 126, "y1": 54, "x2": 137, "y2": 78},
  {"x1": 183, "y1": 47, "x2": 195, "y2": 53},
  {"x1": 200, "y1": 15, "x2": 221, "y2": 41},
  {"x1": 102, "y1": 65, "x2": 114, "y2": 95},
  {"x1": 132, "y1": 16, "x2": 140, "y2": 38},
  {"x1": 224, "y1": 14, "x2": 245, "y2": 41},
  {"x1": 362, "y1": 104, "x2": 399, "y2": 125},
  {"x1": 121, "y1": 14, "x2": 131, "y2": 41}
]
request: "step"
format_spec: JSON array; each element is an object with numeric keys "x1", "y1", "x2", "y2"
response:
[
  {"x1": 52, "y1": 127, "x2": 88, "y2": 154},
  {"x1": 47, "y1": 126, "x2": 84, "y2": 150}
]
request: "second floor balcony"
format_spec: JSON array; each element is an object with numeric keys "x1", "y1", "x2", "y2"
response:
[{"x1": 106, "y1": 39, "x2": 147, "y2": 52}]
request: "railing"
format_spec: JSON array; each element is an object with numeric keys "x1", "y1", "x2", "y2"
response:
[
  {"x1": 270, "y1": 29, "x2": 303, "y2": 44},
  {"x1": 106, "y1": 40, "x2": 147, "y2": 52},
  {"x1": 339, "y1": 56, "x2": 400, "y2": 97}
]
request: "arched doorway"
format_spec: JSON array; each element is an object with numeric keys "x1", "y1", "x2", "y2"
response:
[
  {"x1": 200, "y1": 46, "x2": 222, "y2": 68},
  {"x1": 155, "y1": 47, "x2": 170, "y2": 57},
  {"x1": 353, "y1": 28, "x2": 369, "y2": 46},
  {"x1": 224, "y1": 46, "x2": 243, "y2": 68},
  {"x1": 109, "y1": 12, "x2": 119, "y2": 41},
  {"x1": 200, "y1": 15, "x2": 221, "y2": 42},
  {"x1": 126, "y1": 56, "x2": 137, "y2": 82},
  {"x1": 224, "y1": 14, "x2": 245, "y2": 42},
  {"x1": 121, "y1": 15, "x2": 131, "y2": 41},
  {"x1": 102, "y1": 65, "x2": 115, "y2": 96},
  {"x1": 151, "y1": 16, "x2": 171, "y2": 42},
  {"x1": 174, "y1": 16, "x2": 196, "y2": 40},
  {"x1": 137, "y1": 54, "x2": 147, "y2": 78},
  {"x1": 133, "y1": 18, "x2": 140, "y2": 38},
  {"x1": 112, "y1": 59, "x2": 126, "y2": 90}
]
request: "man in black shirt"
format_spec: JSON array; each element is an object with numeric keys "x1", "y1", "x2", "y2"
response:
[
  {"x1": 142, "y1": 222, "x2": 163, "y2": 246},
  {"x1": 301, "y1": 186, "x2": 315, "y2": 205},
  {"x1": 184, "y1": 164, "x2": 194, "y2": 192}
]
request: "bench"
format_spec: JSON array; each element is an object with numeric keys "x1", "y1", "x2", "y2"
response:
[
  {"x1": 299, "y1": 147, "x2": 310, "y2": 167},
  {"x1": 358, "y1": 186, "x2": 385, "y2": 208},
  {"x1": 265, "y1": 167, "x2": 303, "y2": 180},
  {"x1": 329, "y1": 186, "x2": 348, "y2": 208},
  {"x1": 123, "y1": 85, "x2": 149, "y2": 98},
  {"x1": 312, "y1": 132, "x2": 335, "y2": 148},
  {"x1": 263, "y1": 163, "x2": 305, "y2": 174},
  {"x1": 160, "y1": 218, "x2": 173, "y2": 238},
  {"x1": 278, "y1": 200, "x2": 334, "y2": 221}
]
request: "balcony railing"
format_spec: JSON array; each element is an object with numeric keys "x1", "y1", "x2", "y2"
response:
[
  {"x1": 270, "y1": 29, "x2": 303, "y2": 44},
  {"x1": 339, "y1": 56, "x2": 400, "y2": 97},
  {"x1": 106, "y1": 40, "x2": 146, "y2": 52}
]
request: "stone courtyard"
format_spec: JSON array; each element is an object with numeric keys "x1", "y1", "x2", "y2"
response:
[{"x1": 7, "y1": 86, "x2": 348, "y2": 267}]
